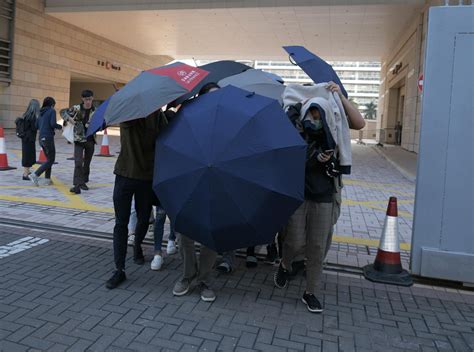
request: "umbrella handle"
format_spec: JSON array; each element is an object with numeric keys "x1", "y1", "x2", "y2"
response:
[{"x1": 288, "y1": 54, "x2": 298, "y2": 66}]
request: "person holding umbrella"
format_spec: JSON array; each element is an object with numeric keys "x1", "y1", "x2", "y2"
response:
[
  {"x1": 105, "y1": 110, "x2": 168, "y2": 289},
  {"x1": 172, "y1": 82, "x2": 220, "y2": 302},
  {"x1": 274, "y1": 81, "x2": 365, "y2": 313}
]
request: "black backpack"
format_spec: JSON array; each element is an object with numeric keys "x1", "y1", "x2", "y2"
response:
[{"x1": 15, "y1": 117, "x2": 26, "y2": 139}]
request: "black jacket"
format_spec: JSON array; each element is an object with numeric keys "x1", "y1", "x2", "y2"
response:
[
  {"x1": 114, "y1": 111, "x2": 168, "y2": 181},
  {"x1": 22, "y1": 114, "x2": 37, "y2": 142}
]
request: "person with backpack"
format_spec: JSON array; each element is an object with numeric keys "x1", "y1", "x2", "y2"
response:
[
  {"x1": 16, "y1": 99, "x2": 40, "y2": 180},
  {"x1": 28, "y1": 97, "x2": 62, "y2": 186}
]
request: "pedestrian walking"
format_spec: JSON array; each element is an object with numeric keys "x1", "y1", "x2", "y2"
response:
[
  {"x1": 28, "y1": 97, "x2": 61, "y2": 186},
  {"x1": 60, "y1": 90, "x2": 96, "y2": 194},
  {"x1": 16, "y1": 99, "x2": 40, "y2": 180},
  {"x1": 105, "y1": 110, "x2": 168, "y2": 289}
]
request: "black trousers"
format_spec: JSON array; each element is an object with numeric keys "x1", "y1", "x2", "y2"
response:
[
  {"x1": 73, "y1": 140, "x2": 94, "y2": 186},
  {"x1": 112, "y1": 175, "x2": 154, "y2": 271},
  {"x1": 35, "y1": 137, "x2": 55, "y2": 179}
]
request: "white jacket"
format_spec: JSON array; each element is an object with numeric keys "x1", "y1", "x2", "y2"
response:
[{"x1": 283, "y1": 83, "x2": 352, "y2": 172}]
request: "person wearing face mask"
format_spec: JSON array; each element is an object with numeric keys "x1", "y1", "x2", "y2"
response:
[
  {"x1": 60, "y1": 89, "x2": 96, "y2": 194},
  {"x1": 274, "y1": 98, "x2": 338, "y2": 313}
]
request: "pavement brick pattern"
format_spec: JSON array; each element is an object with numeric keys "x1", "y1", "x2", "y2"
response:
[
  {"x1": 0, "y1": 131, "x2": 415, "y2": 269},
  {"x1": 1, "y1": 225, "x2": 473, "y2": 352}
]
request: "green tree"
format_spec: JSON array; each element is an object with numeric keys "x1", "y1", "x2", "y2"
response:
[{"x1": 364, "y1": 101, "x2": 377, "y2": 120}]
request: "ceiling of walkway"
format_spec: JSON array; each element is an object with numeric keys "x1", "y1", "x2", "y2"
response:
[{"x1": 47, "y1": 1, "x2": 426, "y2": 61}]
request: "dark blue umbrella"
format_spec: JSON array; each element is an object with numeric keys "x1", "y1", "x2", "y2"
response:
[
  {"x1": 175, "y1": 60, "x2": 252, "y2": 104},
  {"x1": 153, "y1": 85, "x2": 306, "y2": 252},
  {"x1": 283, "y1": 46, "x2": 348, "y2": 98}
]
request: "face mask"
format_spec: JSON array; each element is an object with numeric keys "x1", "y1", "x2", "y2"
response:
[{"x1": 314, "y1": 120, "x2": 323, "y2": 130}]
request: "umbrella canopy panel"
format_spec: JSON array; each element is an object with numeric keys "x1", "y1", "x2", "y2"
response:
[{"x1": 154, "y1": 85, "x2": 306, "y2": 252}]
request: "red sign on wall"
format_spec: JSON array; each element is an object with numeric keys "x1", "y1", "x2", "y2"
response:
[{"x1": 418, "y1": 73, "x2": 424, "y2": 93}]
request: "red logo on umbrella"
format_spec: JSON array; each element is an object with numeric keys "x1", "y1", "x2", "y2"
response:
[{"x1": 148, "y1": 64, "x2": 208, "y2": 91}]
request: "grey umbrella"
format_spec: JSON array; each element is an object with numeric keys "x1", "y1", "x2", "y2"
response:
[{"x1": 218, "y1": 69, "x2": 285, "y2": 104}]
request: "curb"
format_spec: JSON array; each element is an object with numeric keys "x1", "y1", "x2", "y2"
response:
[{"x1": 372, "y1": 145, "x2": 417, "y2": 183}]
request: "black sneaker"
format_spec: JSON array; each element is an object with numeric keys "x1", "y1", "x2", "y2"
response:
[
  {"x1": 133, "y1": 244, "x2": 144, "y2": 265},
  {"x1": 265, "y1": 243, "x2": 278, "y2": 264},
  {"x1": 302, "y1": 293, "x2": 323, "y2": 313},
  {"x1": 69, "y1": 186, "x2": 81, "y2": 194},
  {"x1": 80, "y1": 184, "x2": 89, "y2": 191},
  {"x1": 274, "y1": 263, "x2": 290, "y2": 288},
  {"x1": 106, "y1": 270, "x2": 126, "y2": 289}
]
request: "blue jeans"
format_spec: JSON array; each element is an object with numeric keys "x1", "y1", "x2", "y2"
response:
[{"x1": 154, "y1": 206, "x2": 176, "y2": 252}]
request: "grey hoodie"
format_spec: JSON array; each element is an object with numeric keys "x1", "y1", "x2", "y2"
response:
[{"x1": 283, "y1": 83, "x2": 352, "y2": 173}]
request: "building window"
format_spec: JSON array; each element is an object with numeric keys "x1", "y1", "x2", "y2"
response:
[{"x1": 0, "y1": 0, "x2": 14, "y2": 84}]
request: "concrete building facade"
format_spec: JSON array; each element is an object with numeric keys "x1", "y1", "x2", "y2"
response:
[
  {"x1": 376, "y1": 5, "x2": 428, "y2": 153},
  {"x1": 1, "y1": 0, "x2": 471, "y2": 154},
  {"x1": 0, "y1": 0, "x2": 171, "y2": 128}
]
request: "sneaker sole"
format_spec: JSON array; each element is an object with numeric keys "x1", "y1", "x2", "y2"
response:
[
  {"x1": 173, "y1": 287, "x2": 190, "y2": 296},
  {"x1": 301, "y1": 298, "x2": 323, "y2": 313},
  {"x1": 273, "y1": 272, "x2": 288, "y2": 289},
  {"x1": 201, "y1": 295, "x2": 216, "y2": 302},
  {"x1": 150, "y1": 265, "x2": 162, "y2": 271}
]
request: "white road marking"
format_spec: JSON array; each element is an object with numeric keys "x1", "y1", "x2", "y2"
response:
[{"x1": 0, "y1": 236, "x2": 49, "y2": 259}]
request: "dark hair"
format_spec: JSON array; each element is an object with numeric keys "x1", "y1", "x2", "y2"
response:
[
  {"x1": 198, "y1": 82, "x2": 220, "y2": 96},
  {"x1": 81, "y1": 89, "x2": 94, "y2": 98},
  {"x1": 42, "y1": 97, "x2": 56, "y2": 108}
]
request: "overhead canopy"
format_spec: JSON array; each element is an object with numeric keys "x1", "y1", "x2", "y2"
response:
[{"x1": 46, "y1": 0, "x2": 425, "y2": 61}]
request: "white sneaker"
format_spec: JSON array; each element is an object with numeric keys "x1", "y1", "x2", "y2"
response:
[
  {"x1": 151, "y1": 254, "x2": 163, "y2": 271},
  {"x1": 43, "y1": 179, "x2": 53, "y2": 186},
  {"x1": 127, "y1": 234, "x2": 135, "y2": 246},
  {"x1": 167, "y1": 240, "x2": 177, "y2": 255},
  {"x1": 28, "y1": 173, "x2": 39, "y2": 186}
]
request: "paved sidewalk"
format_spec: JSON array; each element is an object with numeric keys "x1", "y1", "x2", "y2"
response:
[
  {"x1": 374, "y1": 145, "x2": 418, "y2": 182},
  {"x1": 0, "y1": 131, "x2": 416, "y2": 269},
  {"x1": 1, "y1": 224, "x2": 473, "y2": 352}
]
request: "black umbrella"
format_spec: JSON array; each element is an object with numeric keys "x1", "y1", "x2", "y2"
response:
[{"x1": 175, "y1": 60, "x2": 252, "y2": 104}]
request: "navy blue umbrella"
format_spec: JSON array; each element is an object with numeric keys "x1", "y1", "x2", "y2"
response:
[
  {"x1": 283, "y1": 46, "x2": 348, "y2": 98},
  {"x1": 153, "y1": 85, "x2": 306, "y2": 252}
]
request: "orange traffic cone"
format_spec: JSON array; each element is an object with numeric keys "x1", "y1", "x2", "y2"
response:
[
  {"x1": 37, "y1": 148, "x2": 47, "y2": 164},
  {"x1": 363, "y1": 197, "x2": 413, "y2": 286},
  {"x1": 0, "y1": 126, "x2": 16, "y2": 171},
  {"x1": 36, "y1": 146, "x2": 58, "y2": 164},
  {"x1": 95, "y1": 128, "x2": 113, "y2": 157}
]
